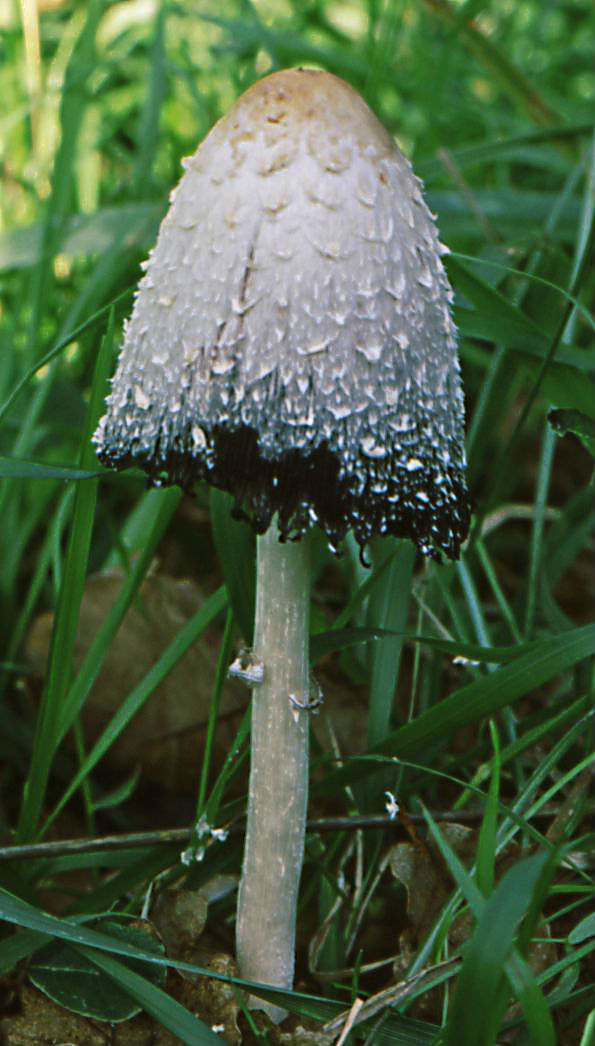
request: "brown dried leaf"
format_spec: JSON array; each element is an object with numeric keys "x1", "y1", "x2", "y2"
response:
[
  {"x1": 389, "y1": 822, "x2": 476, "y2": 948},
  {"x1": 26, "y1": 571, "x2": 244, "y2": 792}
]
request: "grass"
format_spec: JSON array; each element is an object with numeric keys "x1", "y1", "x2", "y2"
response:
[{"x1": 0, "y1": 0, "x2": 593, "y2": 1043}]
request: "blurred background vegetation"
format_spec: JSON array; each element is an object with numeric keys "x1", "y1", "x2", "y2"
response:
[{"x1": 0, "y1": 1, "x2": 593, "y2": 1044}]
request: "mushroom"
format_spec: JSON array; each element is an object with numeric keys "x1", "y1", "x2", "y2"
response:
[{"x1": 93, "y1": 68, "x2": 470, "y2": 1017}]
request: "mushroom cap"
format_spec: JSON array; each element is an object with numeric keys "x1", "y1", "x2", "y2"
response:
[{"x1": 94, "y1": 68, "x2": 470, "y2": 559}]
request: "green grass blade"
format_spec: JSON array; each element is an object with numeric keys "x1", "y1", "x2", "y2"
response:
[
  {"x1": 209, "y1": 488, "x2": 255, "y2": 641},
  {"x1": 0, "y1": 887, "x2": 217, "y2": 975},
  {"x1": 580, "y1": 1010, "x2": 595, "y2": 1046},
  {"x1": 44, "y1": 586, "x2": 227, "y2": 834},
  {"x1": 428, "y1": 0, "x2": 559, "y2": 125},
  {"x1": 423, "y1": 807, "x2": 485, "y2": 917},
  {"x1": 0, "y1": 885, "x2": 344, "y2": 1015},
  {"x1": 332, "y1": 543, "x2": 397, "y2": 630},
  {"x1": 463, "y1": 695, "x2": 589, "y2": 797},
  {"x1": 77, "y1": 946, "x2": 226, "y2": 1045},
  {"x1": 476, "y1": 538, "x2": 522, "y2": 643},
  {"x1": 102, "y1": 488, "x2": 173, "y2": 570},
  {"x1": 197, "y1": 607, "x2": 235, "y2": 816},
  {"x1": 444, "y1": 853, "x2": 550, "y2": 1046},
  {"x1": 447, "y1": 254, "x2": 548, "y2": 349},
  {"x1": 376, "y1": 625, "x2": 593, "y2": 761},
  {"x1": 204, "y1": 708, "x2": 251, "y2": 825},
  {"x1": 0, "y1": 929, "x2": 50, "y2": 975},
  {"x1": 456, "y1": 556, "x2": 491, "y2": 647},
  {"x1": 54, "y1": 488, "x2": 181, "y2": 746},
  {"x1": 319, "y1": 625, "x2": 594, "y2": 793},
  {"x1": 427, "y1": 796, "x2": 559, "y2": 1046},
  {"x1": 0, "y1": 285, "x2": 132, "y2": 429},
  {"x1": 366, "y1": 539, "x2": 415, "y2": 749},
  {"x1": 0, "y1": 488, "x2": 74, "y2": 696},
  {"x1": 133, "y1": 4, "x2": 167, "y2": 190},
  {"x1": 476, "y1": 721, "x2": 500, "y2": 897},
  {"x1": 498, "y1": 715, "x2": 593, "y2": 850},
  {"x1": 452, "y1": 251, "x2": 594, "y2": 331},
  {"x1": 16, "y1": 316, "x2": 114, "y2": 842},
  {"x1": 312, "y1": 629, "x2": 551, "y2": 665},
  {"x1": 493, "y1": 215, "x2": 594, "y2": 501},
  {"x1": 0, "y1": 458, "x2": 102, "y2": 480},
  {"x1": 25, "y1": 0, "x2": 105, "y2": 365},
  {"x1": 525, "y1": 425, "x2": 556, "y2": 637},
  {"x1": 505, "y1": 953, "x2": 557, "y2": 1046}
]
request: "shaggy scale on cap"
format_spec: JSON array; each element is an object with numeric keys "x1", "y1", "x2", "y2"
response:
[{"x1": 94, "y1": 68, "x2": 470, "y2": 559}]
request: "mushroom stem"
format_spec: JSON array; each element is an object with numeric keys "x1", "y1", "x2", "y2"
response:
[{"x1": 236, "y1": 524, "x2": 310, "y2": 1020}]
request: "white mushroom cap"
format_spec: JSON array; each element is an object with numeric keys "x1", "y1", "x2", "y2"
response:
[{"x1": 94, "y1": 68, "x2": 470, "y2": 559}]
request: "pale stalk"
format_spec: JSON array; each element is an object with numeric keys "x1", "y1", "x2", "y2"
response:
[{"x1": 236, "y1": 526, "x2": 310, "y2": 1021}]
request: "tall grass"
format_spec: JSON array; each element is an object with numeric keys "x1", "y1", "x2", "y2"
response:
[{"x1": 0, "y1": 1, "x2": 593, "y2": 1043}]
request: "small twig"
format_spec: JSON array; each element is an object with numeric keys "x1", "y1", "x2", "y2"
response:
[
  {"x1": 1, "y1": 804, "x2": 567, "y2": 864},
  {"x1": 0, "y1": 828, "x2": 192, "y2": 862},
  {"x1": 334, "y1": 997, "x2": 365, "y2": 1046},
  {"x1": 0, "y1": 810, "x2": 497, "y2": 863}
]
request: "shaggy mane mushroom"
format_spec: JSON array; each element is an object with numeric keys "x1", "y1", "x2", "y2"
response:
[{"x1": 94, "y1": 67, "x2": 470, "y2": 1020}]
